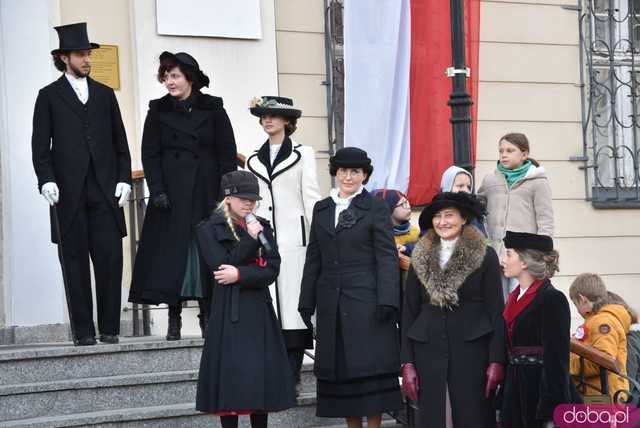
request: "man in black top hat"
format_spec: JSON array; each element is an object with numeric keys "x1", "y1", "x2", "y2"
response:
[{"x1": 31, "y1": 22, "x2": 132, "y2": 346}]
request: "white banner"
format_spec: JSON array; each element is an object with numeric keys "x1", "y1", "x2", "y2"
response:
[{"x1": 343, "y1": 0, "x2": 411, "y2": 192}]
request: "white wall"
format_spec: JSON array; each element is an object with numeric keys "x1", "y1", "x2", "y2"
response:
[{"x1": 0, "y1": 0, "x2": 66, "y2": 326}]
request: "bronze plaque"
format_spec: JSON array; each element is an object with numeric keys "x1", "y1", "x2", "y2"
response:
[{"x1": 91, "y1": 45, "x2": 120, "y2": 90}]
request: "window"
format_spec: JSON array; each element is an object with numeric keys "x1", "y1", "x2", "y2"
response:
[{"x1": 580, "y1": 0, "x2": 640, "y2": 207}]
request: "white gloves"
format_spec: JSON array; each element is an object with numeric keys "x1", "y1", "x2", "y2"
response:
[
  {"x1": 115, "y1": 182, "x2": 132, "y2": 207},
  {"x1": 41, "y1": 182, "x2": 131, "y2": 207},
  {"x1": 41, "y1": 182, "x2": 59, "y2": 206}
]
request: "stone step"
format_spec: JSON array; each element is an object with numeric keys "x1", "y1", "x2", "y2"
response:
[
  {"x1": 0, "y1": 337, "x2": 204, "y2": 386},
  {"x1": 0, "y1": 370, "x2": 198, "y2": 421},
  {"x1": 0, "y1": 337, "x2": 317, "y2": 389},
  {"x1": 1, "y1": 399, "x2": 346, "y2": 428}
]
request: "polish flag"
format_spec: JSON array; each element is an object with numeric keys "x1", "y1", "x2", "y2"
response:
[{"x1": 343, "y1": 0, "x2": 480, "y2": 205}]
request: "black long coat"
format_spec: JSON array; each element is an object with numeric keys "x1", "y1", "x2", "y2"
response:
[
  {"x1": 31, "y1": 76, "x2": 131, "y2": 243},
  {"x1": 401, "y1": 226, "x2": 506, "y2": 428},
  {"x1": 500, "y1": 280, "x2": 575, "y2": 428},
  {"x1": 129, "y1": 92, "x2": 237, "y2": 305},
  {"x1": 195, "y1": 213, "x2": 296, "y2": 413},
  {"x1": 298, "y1": 190, "x2": 400, "y2": 381}
]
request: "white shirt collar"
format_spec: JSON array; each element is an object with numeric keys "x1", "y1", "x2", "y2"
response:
[
  {"x1": 65, "y1": 73, "x2": 89, "y2": 104},
  {"x1": 330, "y1": 186, "x2": 364, "y2": 206}
]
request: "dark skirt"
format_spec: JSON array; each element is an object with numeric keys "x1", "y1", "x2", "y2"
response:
[{"x1": 316, "y1": 308, "x2": 402, "y2": 417}]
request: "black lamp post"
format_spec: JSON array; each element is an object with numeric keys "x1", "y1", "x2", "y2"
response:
[{"x1": 447, "y1": 0, "x2": 473, "y2": 173}]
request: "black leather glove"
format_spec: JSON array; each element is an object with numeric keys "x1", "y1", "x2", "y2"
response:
[
  {"x1": 153, "y1": 193, "x2": 171, "y2": 211},
  {"x1": 375, "y1": 305, "x2": 396, "y2": 322},
  {"x1": 299, "y1": 309, "x2": 314, "y2": 330}
]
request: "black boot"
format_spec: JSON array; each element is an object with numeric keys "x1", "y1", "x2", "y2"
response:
[
  {"x1": 198, "y1": 313, "x2": 209, "y2": 338},
  {"x1": 198, "y1": 298, "x2": 210, "y2": 338},
  {"x1": 166, "y1": 305, "x2": 182, "y2": 341}
]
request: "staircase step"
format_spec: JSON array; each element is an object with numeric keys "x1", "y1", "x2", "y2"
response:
[
  {"x1": 0, "y1": 337, "x2": 204, "y2": 386},
  {"x1": 1, "y1": 399, "x2": 348, "y2": 428},
  {"x1": 0, "y1": 370, "x2": 198, "y2": 421}
]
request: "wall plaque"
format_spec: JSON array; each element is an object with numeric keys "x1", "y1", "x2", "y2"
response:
[{"x1": 91, "y1": 45, "x2": 120, "y2": 90}]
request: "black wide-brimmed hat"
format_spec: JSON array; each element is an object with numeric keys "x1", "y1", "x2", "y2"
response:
[
  {"x1": 249, "y1": 96, "x2": 302, "y2": 118},
  {"x1": 220, "y1": 171, "x2": 262, "y2": 201},
  {"x1": 51, "y1": 22, "x2": 100, "y2": 55},
  {"x1": 159, "y1": 51, "x2": 210, "y2": 89},
  {"x1": 418, "y1": 191, "x2": 485, "y2": 231},
  {"x1": 503, "y1": 231, "x2": 554, "y2": 253}
]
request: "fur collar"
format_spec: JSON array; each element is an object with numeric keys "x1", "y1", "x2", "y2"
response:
[
  {"x1": 152, "y1": 91, "x2": 223, "y2": 113},
  {"x1": 411, "y1": 225, "x2": 487, "y2": 309}
]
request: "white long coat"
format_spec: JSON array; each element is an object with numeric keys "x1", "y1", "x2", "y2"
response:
[{"x1": 246, "y1": 139, "x2": 322, "y2": 330}]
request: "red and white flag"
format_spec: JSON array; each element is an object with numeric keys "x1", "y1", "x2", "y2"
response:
[{"x1": 344, "y1": 0, "x2": 480, "y2": 205}]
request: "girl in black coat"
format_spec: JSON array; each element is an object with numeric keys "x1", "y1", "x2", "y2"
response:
[
  {"x1": 401, "y1": 192, "x2": 506, "y2": 428},
  {"x1": 499, "y1": 231, "x2": 575, "y2": 428},
  {"x1": 298, "y1": 147, "x2": 402, "y2": 428},
  {"x1": 195, "y1": 171, "x2": 295, "y2": 428},
  {"x1": 129, "y1": 52, "x2": 237, "y2": 340}
]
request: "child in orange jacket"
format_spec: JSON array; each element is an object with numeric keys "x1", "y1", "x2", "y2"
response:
[{"x1": 569, "y1": 273, "x2": 633, "y2": 401}]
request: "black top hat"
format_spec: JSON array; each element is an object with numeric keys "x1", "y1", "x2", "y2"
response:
[
  {"x1": 418, "y1": 191, "x2": 485, "y2": 231},
  {"x1": 159, "y1": 51, "x2": 210, "y2": 89},
  {"x1": 220, "y1": 171, "x2": 262, "y2": 201},
  {"x1": 249, "y1": 96, "x2": 302, "y2": 118},
  {"x1": 51, "y1": 23, "x2": 100, "y2": 55},
  {"x1": 503, "y1": 231, "x2": 554, "y2": 253}
]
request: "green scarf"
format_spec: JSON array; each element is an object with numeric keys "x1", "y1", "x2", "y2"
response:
[{"x1": 497, "y1": 160, "x2": 532, "y2": 188}]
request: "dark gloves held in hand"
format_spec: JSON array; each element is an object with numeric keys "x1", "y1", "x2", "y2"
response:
[
  {"x1": 299, "y1": 309, "x2": 314, "y2": 330},
  {"x1": 375, "y1": 305, "x2": 396, "y2": 322},
  {"x1": 153, "y1": 193, "x2": 171, "y2": 211},
  {"x1": 484, "y1": 362, "x2": 505, "y2": 398},
  {"x1": 401, "y1": 363, "x2": 419, "y2": 402}
]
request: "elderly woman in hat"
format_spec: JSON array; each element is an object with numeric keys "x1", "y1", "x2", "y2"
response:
[
  {"x1": 400, "y1": 192, "x2": 505, "y2": 428},
  {"x1": 246, "y1": 96, "x2": 321, "y2": 394},
  {"x1": 129, "y1": 51, "x2": 238, "y2": 340},
  {"x1": 298, "y1": 147, "x2": 401, "y2": 428},
  {"x1": 499, "y1": 231, "x2": 575, "y2": 428}
]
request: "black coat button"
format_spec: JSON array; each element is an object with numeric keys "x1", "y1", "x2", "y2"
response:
[{"x1": 268, "y1": 206, "x2": 273, "y2": 211}]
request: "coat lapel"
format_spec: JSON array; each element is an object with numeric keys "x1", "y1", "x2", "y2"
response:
[
  {"x1": 86, "y1": 78, "x2": 100, "y2": 120},
  {"x1": 271, "y1": 146, "x2": 301, "y2": 179},
  {"x1": 336, "y1": 190, "x2": 369, "y2": 233},
  {"x1": 55, "y1": 76, "x2": 85, "y2": 119},
  {"x1": 247, "y1": 151, "x2": 271, "y2": 185},
  {"x1": 315, "y1": 198, "x2": 336, "y2": 237},
  {"x1": 512, "y1": 280, "x2": 551, "y2": 330}
]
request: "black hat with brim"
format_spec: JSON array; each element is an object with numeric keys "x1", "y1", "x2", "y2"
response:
[
  {"x1": 418, "y1": 191, "x2": 485, "y2": 231},
  {"x1": 503, "y1": 231, "x2": 554, "y2": 252},
  {"x1": 51, "y1": 22, "x2": 100, "y2": 55},
  {"x1": 220, "y1": 171, "x2": 262, "y2": 201},
  {"x1": 329, "y1": 147, "x2": 372, "y2": 170},
  {"x1": 250, "y1": 96, "x2": 302, "y2": 118},
  {"x1": 159, "y1": 51, "x2": 210, "y2": 89}
]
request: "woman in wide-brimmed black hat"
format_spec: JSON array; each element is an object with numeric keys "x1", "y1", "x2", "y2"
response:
[
  {"x1": 401, "y1": 191, "x2": 506, "y2": 427},
  {"x1": 246, "y1": 96, "x2": 321, "y2": 395},
  {"x1": 129, "y1": 51, "x2": 238, "y2": 340},
  {"x1": 298, "y1": 147, "x2": 402, "y2": 428}
]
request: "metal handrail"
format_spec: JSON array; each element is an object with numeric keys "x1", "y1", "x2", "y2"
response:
[{"x1": 571, "y1": 338, "x2": 640, "y2": 404}]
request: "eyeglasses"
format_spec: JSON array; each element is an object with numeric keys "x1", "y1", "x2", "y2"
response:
[
  {"x1": 336, "y1": 169, "x2": 363, "y2": 178},
  {"x1": 396, "y1": 200, "x2": 410, "y2": 209}
]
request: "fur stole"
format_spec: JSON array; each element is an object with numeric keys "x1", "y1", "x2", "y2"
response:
[{"x1": 410, "y1": 225, "x2": 487, "y2": 309}]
